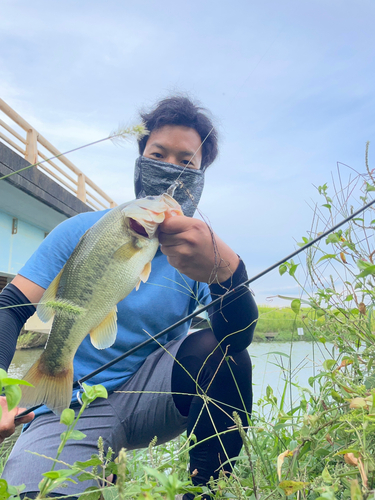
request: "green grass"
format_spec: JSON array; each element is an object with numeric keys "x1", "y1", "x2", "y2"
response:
[{"x1": 253, "y1": 306, "x2": 315, "y2": 342}]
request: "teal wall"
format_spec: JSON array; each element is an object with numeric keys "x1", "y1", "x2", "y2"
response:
[{"x1": 0, "y1": 211, "x2": 47, "y2": 276}]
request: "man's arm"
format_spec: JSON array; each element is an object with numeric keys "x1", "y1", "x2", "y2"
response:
[
  {"x1": 208, "y1": 258, "x2": 258, "y2": 353},
  {"x1": 159, "y1": 215, "x2": 258, "y2": 353},
  {"x1": 0, "y1": 276, "x2": 45, "y2": 442}
]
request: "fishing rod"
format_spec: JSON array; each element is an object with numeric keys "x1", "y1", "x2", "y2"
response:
[{"x1": 15, "y1": 194, "x2": 375, "y2": 420}]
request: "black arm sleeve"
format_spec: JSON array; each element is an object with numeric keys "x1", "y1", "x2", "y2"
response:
[
  {"x1": 208, "y1": 258, "x2": 258, "y2": 353},
  {"x1": 0, "y1": 284, "x2": 36, "y2": 371}
]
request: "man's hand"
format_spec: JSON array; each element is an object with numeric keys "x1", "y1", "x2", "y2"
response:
[
  {"x1": 0, "y1": 396, "x2": 34, "y2": 444},
  {"x1": 159, "y1": 216, "x2": 240, "y2": 283}
]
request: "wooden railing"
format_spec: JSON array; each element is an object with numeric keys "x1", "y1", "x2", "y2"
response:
[{"x1": 0, "y1": 99, "x2": 117, "y2": 210}]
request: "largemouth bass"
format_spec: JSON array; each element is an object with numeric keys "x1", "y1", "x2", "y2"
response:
[{"x1": 20, "y1": 191, "x2": 183, "y2": 415}]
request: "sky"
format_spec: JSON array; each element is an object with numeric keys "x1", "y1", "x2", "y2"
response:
[{"x1": 1, "y1": 0, "x2": 375, "y2": 306}]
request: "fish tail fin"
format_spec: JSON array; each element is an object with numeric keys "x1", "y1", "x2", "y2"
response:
[{"x1": 20, "y1": 357, "x2": 74, "y2": 416}]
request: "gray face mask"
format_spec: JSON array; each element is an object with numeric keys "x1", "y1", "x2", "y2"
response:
[{"x1": 134, "y1": 156, "x2": 205, "y2": 217}]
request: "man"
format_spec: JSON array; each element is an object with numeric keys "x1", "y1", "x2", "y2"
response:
[{"x1": 0, "y1": 96, "x2": 258, "y2": 499}]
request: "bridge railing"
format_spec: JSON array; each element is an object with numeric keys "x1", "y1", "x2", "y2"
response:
[{"x1": 0, "y1": 99, "x2": 117, "y2": 210}]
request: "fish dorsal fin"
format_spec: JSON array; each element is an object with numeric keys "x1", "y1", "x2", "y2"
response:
[
  {"x1": 135, "y1": 261, "x2": 152, "y2": 291},
  {"x1": 113, "y1": 242, "x2": 138, "y2": 261},
  {"x1": 90, "y1": 306, "x2": 118, "y2": 349},
  {"x1": 37, "y1": 268, "x2": 64, "y2": 323}
]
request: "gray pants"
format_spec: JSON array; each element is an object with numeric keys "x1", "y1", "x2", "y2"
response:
[{"x1": 2, "y1": 338, "x2": 187, "y2": 496}]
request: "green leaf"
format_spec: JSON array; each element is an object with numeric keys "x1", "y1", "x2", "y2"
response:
[
  {"x1": 77, "y1": 473, "x2": 95, "y2": 482},
  {"x1": 278, "y1": 481, "x2": 308, "y2": 496},
  {"x1": 82, "y1": 383, "x2": 95, "y2": 399},
  {"x1": 291, "y1": 299, "x2": 301, "y2": 315},
  {"x1": 42, "y1": 468, "x2": 77, "y2": 480},
  {"x1": 365, "y1": 182, "x2": 375, "y2": 192},
  {"x1": 60, "y1": 408, "x2": 75, "y2": 426},
  {"x1": 81, "y1": 383, "x2": 108, "y2": 404},
  {"x1": 80, "y1": 486, "x2": 102, "y2": 500},
  {"x1": 0, "y1": 369, "x2": 7, "y2": 384},
  {"x1": 279, "y1": 264, "x2": 287, "y2": 276},
  {"x1": 266, "y1": 385, "x2": 273, "y2": 398},
  {"x1": 316, "y1": 254, "x2": 337, "y2": 264},
  {"x1": 0, "y1": 479, "x2": 10, "y2": 500},
  {"x1": 289, "y1": 264, "x2": 298, "y2": 277},
  {"x1": 299, "y1": 236, "x2": 312, "y2": 246},
  {"x1": 289, "y1": 440, "x2": 298, "y2": 451},
  {"x1": 1, "y1": 377, "x2": 33, "y2": 387},
  {"x1": 323, "y1": 359, "x2": 336, "y2": 370},
  {"x1": 298, "y1": 441, "x2": 311, "y2": 459},
  {"x1": 74, "y1": 457, "x2": 102, "y2": 468},
  {"x1": 6, "y1": 484, "x2": 25, "y2": 496},
  {"x1": 5, "y1": 384, "x2": 21, "y2": 412},
  {"x1": 101, "y1": 486, "x2": 119, "y2": 500},
  {"x1": 91, "y1": 385, "x2": 108, "y2": 399},
  {"x1": 326, "y1": 233, "x2": 341, "y2": 244},
  {"x1": 357, "y1": 259, "x2": 372, "y2": 270},
  {"x1": 322, "y1": 203, "x2": 331, "y2": 209},
  {"x1": 342, "y1": 240, "x2": 356, "y2": 250},
  {"x1": 322, "y1": 466, "x2": 333, "y2": 484},
  {"x1": 335, "y1": 449, "x2": 361, "y2": 456},
  {"x1": 357, "y1": 266, "x2": 375, "y2": 278},
  {"x1": 42, "y1": 471, "x2": 60, "y2": 479},
  {"x1": 143, "y1": 466, "x2": 169, "y2": 487},
  {"x1": 69, "y1": 430, "x2": 87, "y2": 441},
  {"x1": 351, "y1": 479, "x2": 363, "y2": 500},
  {"x1": 315, "y1": 449, "x2": 330, "y2": 457}
]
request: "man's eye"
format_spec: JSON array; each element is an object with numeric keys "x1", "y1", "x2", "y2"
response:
[
  {"x1": 181, "y1": 159, "x2": 193, "y2": 166},
  {"x1": 152, "y1": 152, "x2": 163, "y2": 158}
]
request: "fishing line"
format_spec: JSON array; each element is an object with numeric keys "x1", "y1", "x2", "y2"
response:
[{"x1": 15, "y1": 193, "x2": 375, "y2": 419}]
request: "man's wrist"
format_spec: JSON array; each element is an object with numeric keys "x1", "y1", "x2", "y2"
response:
[
  {"x1": 209, "y1": 257, "x2": 248, "y2": 293},
  {"x1": 212, "y1": 254, "x2": 240, "y2": 284}
]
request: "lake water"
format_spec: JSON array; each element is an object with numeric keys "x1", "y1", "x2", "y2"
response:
[
  {"x1": 249, "y1": 341, "x2": 336, "y2": 411},
  {"x1": 9, "y1": 340, "x2": 336, "y2": 413}
]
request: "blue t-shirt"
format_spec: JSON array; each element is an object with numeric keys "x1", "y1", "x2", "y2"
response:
[{"x1": 19, "y1": 209, "x2": 210, "y2": 415}]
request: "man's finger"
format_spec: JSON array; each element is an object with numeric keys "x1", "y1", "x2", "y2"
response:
[
  {"x1": 159, "y1": 215, "x2": 192, "y2": 234},
  {"x1": 15, "y1": 410, "x2": 35, "y2": 426}
]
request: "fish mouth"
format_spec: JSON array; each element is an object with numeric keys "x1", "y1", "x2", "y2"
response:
[{"x1": 129, "y1": 218, "x2": 149, "y2": 238}]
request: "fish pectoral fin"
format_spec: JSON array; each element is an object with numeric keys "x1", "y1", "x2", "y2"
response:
[
  {"x1": 37, "y1": 268, "x2": 64, "y2": 322},
  {"x1": 135, "y1": 261, "x2": 152, "y2": 291},
  {"x1": 113, "y1": 242, "x2": 138, "y2": 261},
  {"x1": 90, "y1": 306, "x2": 118, "y2": 349},
  {"x1": 140, "y1": 261, "x2": 152, "y2": 283},
  {"x1": 139, "y1": 262, "x2": 151, "y2": 283}
]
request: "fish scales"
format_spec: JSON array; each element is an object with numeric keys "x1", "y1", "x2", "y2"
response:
[{"x1": 20, "y1": 193, "x2": 183, "y2": 415}]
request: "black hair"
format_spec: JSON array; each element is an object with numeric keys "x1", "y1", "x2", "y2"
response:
[{"x1": 138, "y1": 96, "x2": 218, "y2": 170}]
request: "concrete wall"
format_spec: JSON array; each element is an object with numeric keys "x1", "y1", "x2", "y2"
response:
[
  {"x1": 0, "y1": 142, "x2": 94, "y2": 278},
  {"x1": 0, "y1": 142, "x2": 95, "y2": 332},
  {"x1": 0, "y1": 211, "x2": 47, "y2": 276}
]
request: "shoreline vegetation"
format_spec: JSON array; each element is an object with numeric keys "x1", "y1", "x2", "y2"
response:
[
  {"x1": 4, "y1": 167, "x2": 375, "y2": 498},
  {"x1": 16, "y1": 305, "x2": 326, "y2": 350}
]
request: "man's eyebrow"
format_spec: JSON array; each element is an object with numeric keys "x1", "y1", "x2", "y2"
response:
[
  {"x1": 150, "y1": 143, "x2": 195, "y2": 157},
  {"x1": 151, "y1": 142, "x2": 167, "y2": 151}
]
